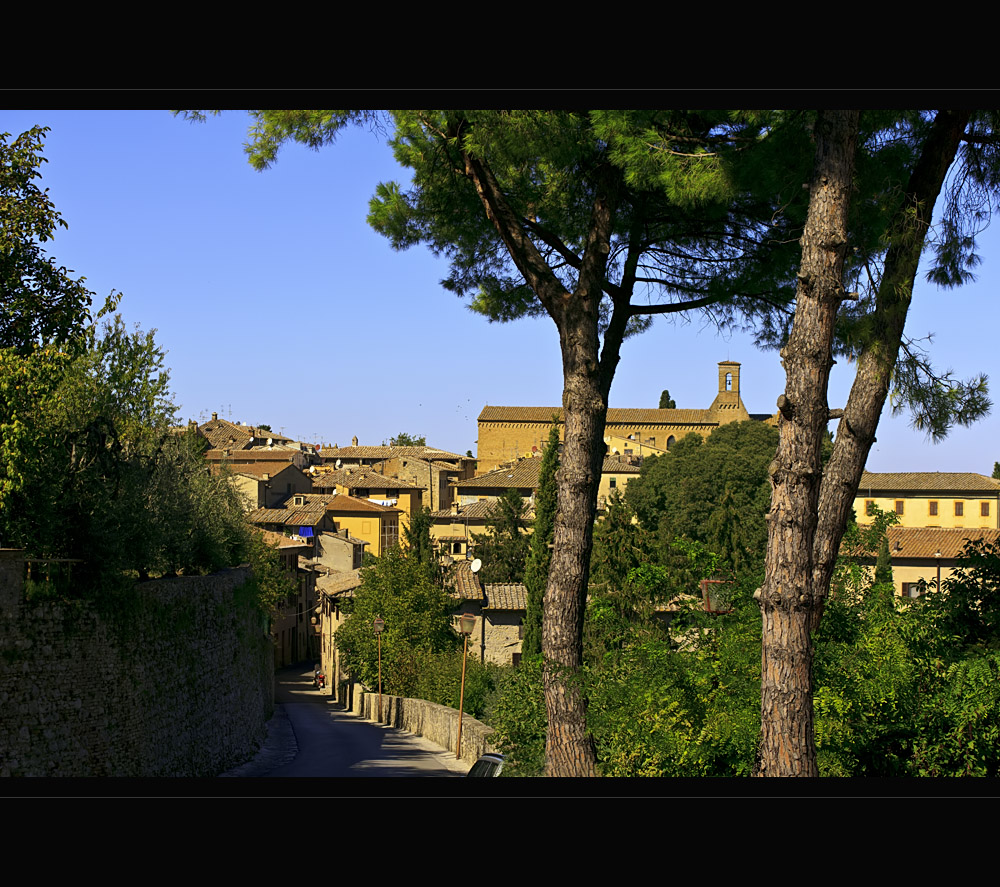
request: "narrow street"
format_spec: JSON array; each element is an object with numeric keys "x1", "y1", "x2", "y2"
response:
[{"x1": 222, "y1": 667, "x2": 468, "y2": 778}]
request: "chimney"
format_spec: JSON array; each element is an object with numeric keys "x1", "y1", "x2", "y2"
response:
[
  {"x1": 212, "y1": 412, "x2": 218, "y2": 421},
  {"x1": 352, "y1": 435, "x2": 358, "y2": 447}
]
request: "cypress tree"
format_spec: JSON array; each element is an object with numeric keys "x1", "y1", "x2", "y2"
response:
[
  {"x1": 874, "y1": 533, "x2": 894, "y2": 587},
  {"x1": 522, "y1": 425, "x2": 559, "y2": 657}
]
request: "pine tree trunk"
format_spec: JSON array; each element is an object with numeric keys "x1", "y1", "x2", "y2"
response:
[
  {"x1": 808, "y1": 111, "x2": 972, "y2": 630},
  {"x1": 541, "y1": 298, "x2": 605, "y2": 777},
  {"x1": 757, "y1": 110, "x2": 859, "y2": 777}
]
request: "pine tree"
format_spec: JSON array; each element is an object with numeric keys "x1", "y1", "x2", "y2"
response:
[{"x1": 523, "y1": 425, "x2": 559, "y2": 657}]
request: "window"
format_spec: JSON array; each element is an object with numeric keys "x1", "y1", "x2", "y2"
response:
[
  {"x1": 955, "y1": 501, "x2": 964, "y2": 517},
  {"x1": 865, "y1": 500, "x2": 875, "y2": 516},
  {"x1": 983, "y1": 501, "x2": 991, "y2": 517},
  {"x1": 895, "y1": 500, "x2": 904, "y2": 515},
  {"x1": 609, "y1": 477, "x2": 617, "y2": 489},
  {"x1": 666, "y1": 436, "x2": 675, "y2": 450},
  {"x1": 929, "y1": 500, "x2": 938, "y2": 517}
]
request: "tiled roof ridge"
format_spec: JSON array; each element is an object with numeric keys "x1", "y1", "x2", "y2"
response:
[
  {"x1": 859, "y1": 471, "x2": 1000, "y2": 491},
  {"x1": 478, "y1": 405, "x2": 721, "y2": 424}
]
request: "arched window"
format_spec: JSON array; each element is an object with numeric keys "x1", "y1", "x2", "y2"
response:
[
  {"x1": 725, "y1": 372, "x2": 732, "y2": 391},
  {"x1": 666, "y1": 435, "x2": 675, "y2": 450}
]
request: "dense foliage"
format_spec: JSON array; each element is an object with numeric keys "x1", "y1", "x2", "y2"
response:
[
  {"x1": 0, "y1": 126, "x2": 261, "y2": 603},
  {"x1": 626, "y1": 421, "x2": 779, "y2": 574},
  {"x1": 334, "y1": 546, "x2": 460, "y2": 694},
  {"x1": 0, "y1": 127, "x2": 113, "y2": 353}
]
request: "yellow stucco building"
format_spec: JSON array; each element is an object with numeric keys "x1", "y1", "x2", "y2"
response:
[{"x1": 854, "y1": 472, "x2": 1000, "y2": 529}]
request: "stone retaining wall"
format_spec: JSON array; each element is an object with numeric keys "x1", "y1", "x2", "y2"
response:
[
  {"x1": 0, "y1": 550, "x2": 273, "y2": 777},
  {"x1": 351, "y1": 683, "x2": 497, "y2": 766}
]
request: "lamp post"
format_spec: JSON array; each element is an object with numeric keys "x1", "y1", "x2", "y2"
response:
[
  {"x1": 456, "y1": 611, "x2": 477, "y2": 760},
  {"x1": 373, "y1": 616, "x2": 385, "y2": 721},
  {"x1": 935, "y1": 549, "x2": 942, "y2": 592}
]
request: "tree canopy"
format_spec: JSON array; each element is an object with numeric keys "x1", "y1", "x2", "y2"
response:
[
  {"x1": 627, "y1": 421, "x2": 779, "y2": 575},
  {"x1": 0, "y1": 127, "x2": 115, "y2": 354},
  {"x1": 389, "y1": 431, "x2": 425, "y2": 447},
  {"x1": 1, "y1": 125, "x2": 253, "y2": 595},
  {"x1": 334, "y1": 545, "x2": 459, "y2": 694}
]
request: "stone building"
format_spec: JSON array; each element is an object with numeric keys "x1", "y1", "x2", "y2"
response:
[{"x1": 476, "y1": 361, "x2": 762, "y2": 472}]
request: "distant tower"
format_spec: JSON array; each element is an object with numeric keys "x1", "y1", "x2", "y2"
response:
[{"x1": 709, "y1": 361, "x2": 748, "y2": 423}]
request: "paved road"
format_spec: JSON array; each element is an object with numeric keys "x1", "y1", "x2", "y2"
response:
[{"x1": 222, "y1": 666, "x2": 467, "y2": 778}]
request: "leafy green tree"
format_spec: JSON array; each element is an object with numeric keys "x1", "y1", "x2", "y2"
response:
[
  {"x1": 402, "y1": 505, "x2": 436, "y2": 577},
  {"x1": 473, "y1": 487, "x2": 530, "y2": 584},
  {"x1": 873, "y1": 534, "x2": 893, "y2": 587},
  {"x1": 1, "y1": 318, "x2": 252, "y2": 586},
  {"x1": 590, "y1": 490, "x2": 652, "y2": 588},
  {"x1": 627, "y1": 421, "x2": 779, "y2": 574},
  {"x1": 334, "y1": 546, "x2": 459, "y2": 694},
  {"x1": 390, "y1": 432, "x2": 425, "y2": 446},
  {"x1": 522, "y1": 425, "x2": 559, "y2": 657},
  {"x1": 993, "y1": 461, "x2": 1000, "y2": 481},
  {"x1": 0, "y1": 127, "x2": 114, "y2": 353},
  {"x1": 658, "y1": 389, "x2": 676, "y2": 410}
]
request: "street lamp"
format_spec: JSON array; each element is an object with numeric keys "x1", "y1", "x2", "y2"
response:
[
  {"x1": 935, "y1": 549, "x2": 942, "y2": 592},
  {"x1": 373, "y1": 616, "x2": 385, "y2": 721},
  {"x1": 456, "y1": 611, "x2": 477, "y2": 760}
]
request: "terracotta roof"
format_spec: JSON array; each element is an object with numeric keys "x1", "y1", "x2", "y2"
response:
[
  {"x1": 602, "y1": 456, "x2": 642, "y2": 474},
  {"x1": 325, "y1": 494, "x2": 400, "y2": 515},
  {"x1": 319, "y1": 445, "x2": 467, "y2": 461},
  {"x1": 277, "y1": 493, "x2": 333, "y2": 508},
  {"x1": 249, "y1": 507, "x2": 328, "y2": 527},
  {"x1": 858, "y1": 472, "x2": 1000, "y2": 493},
  {"x1": 885, "y1": 527, "x2": 1000, "y2": 560},
  {"x1": 318, "y1": 569, "x2": 363, "y2": 595},
  {"x1": 313, "y1": 468, "x2": 416, "y2": 490},
  {"x1": 431, "y1": 500, "x2": 536, "y2": 521},
  {"x1": 448, "y1": 560, "x2": 485, "y2": 601},
  {"x1": 258, "y1": 529, "x2": 311, "y2": 551},
  {"x1": 484, "y1": 584, "x2": 528, "y2": 610},
  {"x1": 478, "y1": 406, "x2": 719, "y2": 425},
  {"x1": 228, "y1": 462, "x2": 301, "y2": 479},
  {"x1": 206, "y1": 448, "x2": 302, "y2": 462},
  {"x1": 458, "y1": 459, "x2": 542, "y2": 489}
]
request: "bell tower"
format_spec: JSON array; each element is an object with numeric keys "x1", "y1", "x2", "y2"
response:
[{"x1": 709, "y1": 361, "x2": 749, "y2": 423}]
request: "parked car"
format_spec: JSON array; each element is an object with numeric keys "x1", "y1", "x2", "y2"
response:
[{"x1": 466, "y1": 752, "x2": 505, "y2": 777}]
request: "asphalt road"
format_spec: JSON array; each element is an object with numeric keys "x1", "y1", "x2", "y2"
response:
[{"x1": 222, "y1": 666, "x2": 468, "y2": 778}]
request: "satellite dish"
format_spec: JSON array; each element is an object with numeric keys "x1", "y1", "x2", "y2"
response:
[
  {"x1": 267, "y1": 438, "x2": 273, "y2": 447},
  {"x1": 470, "y1": 558, "x2": 482, "y2": 574},
  {"x1": 335, "y1": 459, "x2": 342, "y2": 469}
]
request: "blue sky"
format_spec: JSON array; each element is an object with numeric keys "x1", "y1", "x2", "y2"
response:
[{"x1": 4, "y1": 108, "x2": 999, "y2": 473}]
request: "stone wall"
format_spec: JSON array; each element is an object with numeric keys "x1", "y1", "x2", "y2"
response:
[
  {"x1": 0, "y1": 551, "x2": 273, "y2": 777},
  {"x1": 351, "y1": 684, "x2": 497, "y2": 767}
]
